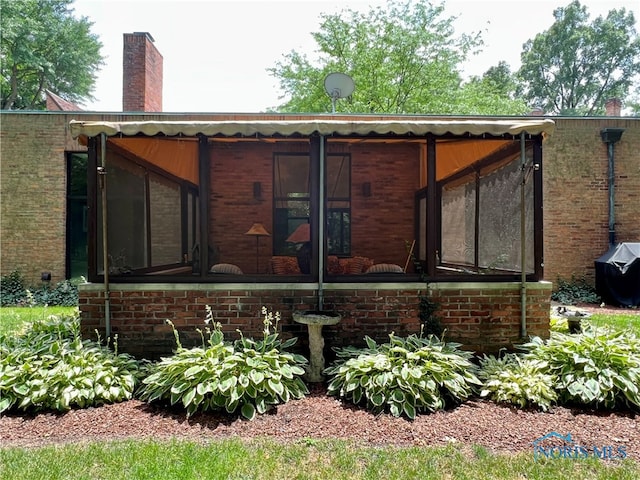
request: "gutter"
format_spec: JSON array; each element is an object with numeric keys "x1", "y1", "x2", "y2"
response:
[{"x1": 600, "y1": 128, "x2": 625, "y2": 247}]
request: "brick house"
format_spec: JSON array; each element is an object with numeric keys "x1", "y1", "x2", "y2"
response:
[{"x1": 1, "y1": 33, "x2": 638, "y2": 358}]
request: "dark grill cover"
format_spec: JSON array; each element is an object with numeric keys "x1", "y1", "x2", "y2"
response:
[{"x1": 595, "y1": 243, "x2": 640, "y2": 307}]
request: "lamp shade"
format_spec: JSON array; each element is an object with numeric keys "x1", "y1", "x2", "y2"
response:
[
  {"x1": 286, "y1": 223, "x2": 310, "y2": 243},
  {"x1": 245, "y1": 223, "x2": 270, "y2": 236}
]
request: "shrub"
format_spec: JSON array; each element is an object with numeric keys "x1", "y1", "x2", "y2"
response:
[
  {"x1": 0, "y1": 313, "x2": 141, "y2": 413},
  {"x1": 478, "y1": 353, "x2": 557, "y2": 411},
  {"x1": 138, "y1": 306, "x2": 309, "y2": 419},
  {"x1": 325, "y1": 334, "x2": 481, "y2": 419},
  {"x1": 523, "y1": 328, "x2": 640, "y2": 410},
  {"x1": 551, "y1": 276, "x2": 601, "y2": 305},
  {"x1": 0, "y1": 270, "x2": 26, "y2": 306},
  {"x1": 0, "y1": 270, "x2": 79, "y2": 307}
]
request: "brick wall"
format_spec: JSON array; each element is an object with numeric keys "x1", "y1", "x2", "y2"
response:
[
  {"x1": 209, "y1": 141, "x2": 418, "y2": 273},
  {"x1": 0, "y1": 113, "x2": 84, "y2": 284},
  {"x1": 122, "y1": 32, "x2": 163, "y2": 112},
  {"x1": 78, "y1": 281, "x2": 550, "y2": 359},
  {"x1": 542, "y1": 118, "x2": 640, "y2": 283}
]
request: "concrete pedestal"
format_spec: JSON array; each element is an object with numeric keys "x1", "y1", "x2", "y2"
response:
[{"x1": 292, "y1": 311, "x2": 341, "y2": 382}]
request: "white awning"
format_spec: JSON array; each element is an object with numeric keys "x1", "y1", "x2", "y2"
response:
[{"x1": 70, "y1": 118, "x2": 555, "y2": 139}]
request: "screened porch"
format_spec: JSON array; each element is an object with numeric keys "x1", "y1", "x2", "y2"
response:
[{"x1": 70, "y1": 118, "x2": 554, "y2": 285}]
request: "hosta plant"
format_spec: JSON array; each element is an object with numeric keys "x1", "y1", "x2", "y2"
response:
[
  {"x1": 478, "y1": 353, "x2": 557, "y2": 411},
  {"x1": 325, "y1": 333, "x2": 481, "y2": 419},
  {"x1": 138, "y1": 306, "x2": 309, "y2": 419},
  {"x1": 523, "y1": 327, "x2": 640, "y2": 410},
  {"x1": 0, "y1": 314, "x2": 141, "y2": 413}
]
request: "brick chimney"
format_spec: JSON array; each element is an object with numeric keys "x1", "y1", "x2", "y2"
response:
[
  {"x1": 123, "y1": 32, "x2": 163, "y2": 112},
  {"x1": 605, "y1": 98, "x2": 622, "y2": 117}
]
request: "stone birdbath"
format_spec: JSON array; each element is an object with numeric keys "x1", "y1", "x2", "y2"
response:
[{"x1": 292, "y1": 311, "x2": 342, "y2": 382}]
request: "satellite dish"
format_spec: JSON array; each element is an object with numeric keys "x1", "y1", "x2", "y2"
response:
[{"x1": 324, "y1": 72, "x2": 355, "y2": 113}]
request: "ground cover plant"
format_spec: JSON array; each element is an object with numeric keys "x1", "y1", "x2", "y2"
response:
[
  {"x1": 325, "y1": 333, "x2": 481, "y2": 419},
  {"x1": 0, "y1": 313, "x2": 141, "y2": 413},
  {"x1": 551, "y1": 275, "x2": 601, "y2": 305},
  {"x1": 477, "y1": 353, "x2": 557, "y2": 411},
  {"x1": 0, "y1": 270, "x2": 79, "y2": 307},
  {"x1": 523, "y1": 327, "x2": 640, "y2": 411},
  {"x1": 138, "y1": 306, "x2": 308, "y2": 419}
]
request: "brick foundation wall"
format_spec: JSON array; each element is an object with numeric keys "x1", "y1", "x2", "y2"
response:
[{"x1": 79, "y1": 281, "x2": 551, "y2": 359}]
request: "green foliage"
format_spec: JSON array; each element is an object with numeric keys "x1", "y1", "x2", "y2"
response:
[
  {"x1": 138, "y1": 306, "x2": 309, "y2": 419},
  {"x1": 551, "y1": 276, "x2": 601, "y2": 305},
  {"x1": 478, "y1": 353, "x2": 557, "y2": 411},
  {"x1": 0, "y1": 313, "x2": 141, "y2": 413},
  {"x1": 0, "y1": 270, "x2": 26, "y2": 306},
  {"x1": 1, "y1": 0, "x2": 104, "y2": 110},
  {"x1": 268, "y1": 0, "x2": 524, "y2": 115},
  {"x1": 418, "y1": 297, "x2": 443, "y2": 337},
  {"x1": 518, "y1": 0, "x2": 640, "y2": 115},
  {"x1": 0, "y1": 270, "x2": 79, "y2": 306},
  {"x1": 523, "y1": 328, "x2": 640, "y2": 410},
  {"x1": 325, "y1": 334, "x2": 481, "y2": 419}
]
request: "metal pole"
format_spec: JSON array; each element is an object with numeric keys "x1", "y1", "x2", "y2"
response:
[
  {"x1": 99, "y1": 133, "x2": 111, "y2": 340},
  {"x1": 520, "y1": 132, "x2": 527, "y2": 338},
  {"x1": 318, "y1": 135, "x2": 325, "y2": 311}
]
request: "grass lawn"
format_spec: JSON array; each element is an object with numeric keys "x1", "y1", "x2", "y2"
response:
[
  {"x1": 0, "y1": 306, "x2": 78, "y2": 335},
  {"x1": 1, "y1": 439, "x2": 638, "y2": 480},
  {"x1": 586, "y1": 313, "x2": 640, "y2": 334}
]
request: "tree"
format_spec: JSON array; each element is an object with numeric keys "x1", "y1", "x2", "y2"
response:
[
  {"x1": 1, "y1": 0, "x2": 104, "y2": 110},
  {"x1": 268, "y1": 0, "x2": 526, "y2": 115},
  {"x1": 518, "y1": 0, "x2": 640, "y2": 116}
]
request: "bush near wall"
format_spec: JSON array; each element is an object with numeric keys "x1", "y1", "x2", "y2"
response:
[{"x1": 0, "y1": 270, "x2": 78, "y2": 307}]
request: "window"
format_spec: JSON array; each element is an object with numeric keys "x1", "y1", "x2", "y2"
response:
[
  {"x1": 273, "y1": 153, "x2": 351, "y2": 257},
  {"x1": 66, "y1": 153, "x2": 88, "y2": 279},
  {"x1": 273, "y1": 154, "x2": 310, "y2": 256}
]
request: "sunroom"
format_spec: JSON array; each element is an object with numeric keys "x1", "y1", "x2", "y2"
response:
[{"x1": 70, "y1": 116, "x2": 555, "y2": 357}]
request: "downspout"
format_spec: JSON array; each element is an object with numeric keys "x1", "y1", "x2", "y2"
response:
[
  {"x1": 600, "y1": 128, "x2": 625, "y2": 248},
  {"x1": 520, "y1": 132, "x2": 527, "y2": 338},
  {"x1": 318, "y1": 135, "x2": 325, "y2": 311},
  {"x1": 98, "y1": 133, "x2": 111, "y2": 339}
]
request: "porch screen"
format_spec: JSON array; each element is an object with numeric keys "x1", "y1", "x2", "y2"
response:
[
  {"x1": 440, "y1": 149, "x2": 534, "y2": 274},
  {"x1": 98, "y1": 155, "x2": 147, "y2": 274}
]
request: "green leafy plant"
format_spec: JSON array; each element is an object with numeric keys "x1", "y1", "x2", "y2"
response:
[
  {"x1": 0, "y1": 270, "x2": 27, "y2": 306},
  {"x1": 523, "y1": 328, "x2": 640, "y2": 410},
  {"x1": 0, "y1": 270, "x2": 79, "y2": 307},
  {"x1": 325, "y1": 333, "x2": 481, "y2": 419},
  {"x1": 478, "y1": 353, "x2": 557, "y2": 411},
  {"x1": 551, "y1": 276, "x2": 601, "y2": 305},
  {"x1": 138, "y1": 306, "x2": 309, "y2": 419},
  {"x1": 0, "y1": 313, "x2": 141, "y2": 413}
]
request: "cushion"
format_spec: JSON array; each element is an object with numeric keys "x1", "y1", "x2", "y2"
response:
[
  {"x1": 343, "y1": 256, "x2": 373, "y2": 274},
  {"x1": 271, "y1": 256, "x2": 301, "y2": 275},
  {"x1": 327, "y1": 256, "x2": 343, "y2": 275},
  {"x1": 366, "y1": 263, "x2": 404, "y2": 274},
  {"x1": 210, "y1": 263, "x2": 243, "y2": 274}
]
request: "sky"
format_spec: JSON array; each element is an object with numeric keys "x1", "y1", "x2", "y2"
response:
[{"x1": 72, "y1": 0, "x2": 640, "y2": 113}]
